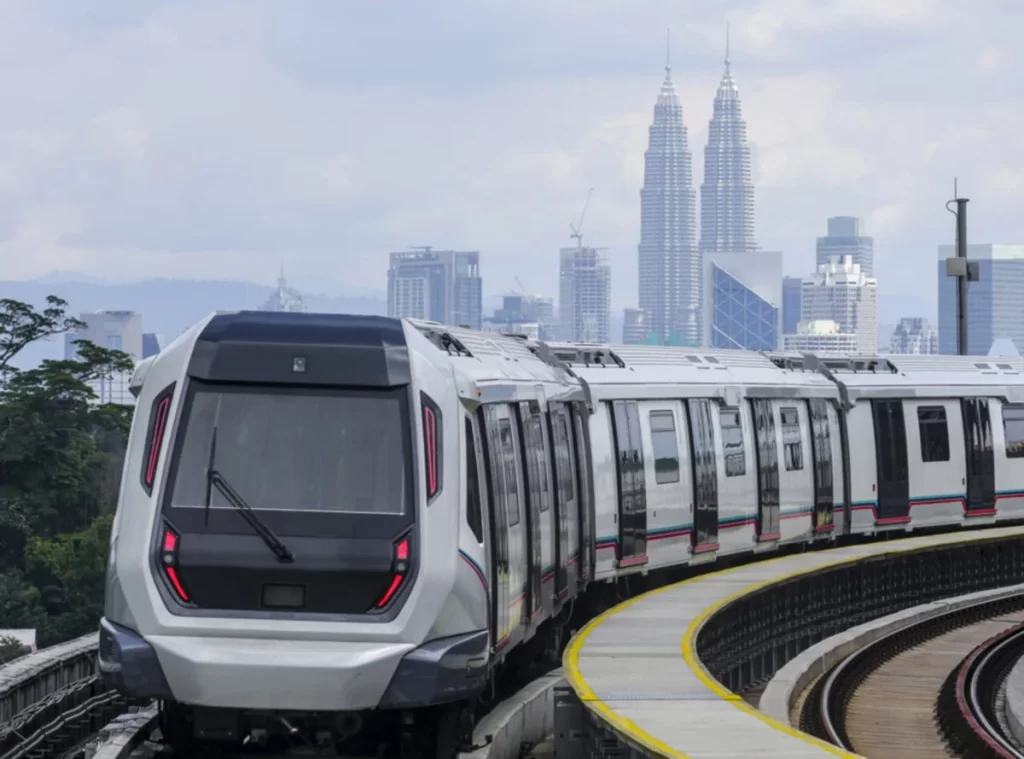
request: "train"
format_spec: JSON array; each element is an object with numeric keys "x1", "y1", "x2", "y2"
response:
[{"x1": 97, "y1": 310, "x2": 1024, "y2": 757}]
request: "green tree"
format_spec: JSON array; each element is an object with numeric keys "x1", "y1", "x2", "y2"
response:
[
  {"x1": 0, "y1": 297, "x2": 134, "y2": 645},
  {"x1": 25, "y1": 514, "x2": 113, "y2": 647}
]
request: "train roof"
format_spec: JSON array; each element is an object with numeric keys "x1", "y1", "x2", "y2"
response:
[
  {"x1": 403, "y1": 321, "x2": 1024, "y2": 405},
  {"x1": 405, "y1": 319, "x2": 580, "y2": 391}
]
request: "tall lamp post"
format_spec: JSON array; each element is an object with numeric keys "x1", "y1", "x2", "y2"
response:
[{"x1": 945, "y1": 184, "x2": 977, "y2": 356}]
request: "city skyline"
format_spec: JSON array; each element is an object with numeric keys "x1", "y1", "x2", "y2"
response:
[{"x1": 0, "y1": 2, "x2": 1021, "y2": 332}]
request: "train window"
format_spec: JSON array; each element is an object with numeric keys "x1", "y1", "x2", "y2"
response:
[
  {"x1": 720, "y1": 408, "x2": 746, "y2": 477},
  {"x1": 498, "y1": 418, "x2": 521, "y2": 526},
  {"x1": 465, "y1": 419, "x2": 484, "y2": 543},
  {"x1": 1003, "y1": 404, "x2": 1024, "y2": 459},
  {"x1": 917, "y1": 406, "x2": 950, "y2": 463},
  {"x1": 781, "y1": 406, "x2": 803, "y2": 471},
  {"x1": 649, "y1": 410, "x2": 680, "y2": 485}
]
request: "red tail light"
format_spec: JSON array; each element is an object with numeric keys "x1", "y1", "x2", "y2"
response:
[
  {"x1": 424, "y1": 406, "x2": 437, "y2": 497},
  {"x1": 375, "y1": 537, "x2": 411, "y2": 609},
  {"x1": 141, "y1": 387, "x2": 175, "y2": 494},
  {"x1": 160, "y1": 526, "x2": 190, "y2": 603},
  {"x1": 420, "y1": 392, "x2": 443, "y2": 503}
]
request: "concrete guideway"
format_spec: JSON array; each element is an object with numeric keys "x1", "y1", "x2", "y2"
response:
[{"x1": 562, "y1": 525, "x2": 1024, "y2": 759}]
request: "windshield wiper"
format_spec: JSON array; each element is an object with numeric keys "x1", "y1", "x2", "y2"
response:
[
  {"x1": 203, "y1": 426, "x2": 218, "y2": 527},
  {"x1": 207, "y1": 469, "x2": 294, "y2": 563}
]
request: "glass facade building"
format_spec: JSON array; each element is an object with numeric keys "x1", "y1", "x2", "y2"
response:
[
  {"x1": 782, "y1": 276, "x2": 802, "y2": 334},
  {"x1": 702, "y1": 250, "x2": 782, "y2": 351},
  {"x1": 937, "y1": 244, "x2": 1024, "y2": 355},
  {"x1": 709, "y1": 265, "x2": 778, "y2": 350}
]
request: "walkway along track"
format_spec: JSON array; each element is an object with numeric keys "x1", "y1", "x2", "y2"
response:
[
  {"x1": 798, "y1": 594, "x2": 1024, "y2": 758},
  {"x1": 936, "y1": 616, "x2": 1024, "y2": 758}
]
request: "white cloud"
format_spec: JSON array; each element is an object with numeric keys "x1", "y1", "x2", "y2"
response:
[{"x1": 0, "y1": 0, "x2": 1022, "y2": 327}]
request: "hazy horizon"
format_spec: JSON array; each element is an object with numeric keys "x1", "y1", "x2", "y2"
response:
[{"x1": 0, "y1": 1, "x2": 1021, "y2": 324}]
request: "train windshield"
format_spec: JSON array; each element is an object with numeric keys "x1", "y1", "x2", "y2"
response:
[{"x1": 169, "y1": 382, "x2": 409, "y2": 516}]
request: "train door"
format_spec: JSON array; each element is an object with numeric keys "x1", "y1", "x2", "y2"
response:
[
  {"x1": 871, "y1": 399, "x2": 910, "y2": 523},
  {"x1": 464, "y1": 413, "x2": 488, "y2": 567},
  {"x1": 808, "y1": 399, "x2": 835, "y2": 532},
  {"x1": 961, "y1": 398, "x2": 996, "y2": 514},
  {"x1": 687, "y1": 399, "x2": 719, "y2": 551},
  {"x1": 611, "y1": 400, "x2": 648, "y2": 566},
  {"x1": 548, "y1": 404, "x2": 575, "y2": 600},
  {"x1": 749, "y1": 399, "x2": 780, "y2": 541},
  {"x1": 515, "y1": 404, "x2": 545, "y2": 624},
  {"x1": 570, "y1": 403, "x2": 594, "y2": 583},
  {"x1": 479, "y1": 406, "x2": 510, "y2": 650}
]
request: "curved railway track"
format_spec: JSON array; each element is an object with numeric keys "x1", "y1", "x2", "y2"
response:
[
  {"x1": 798, "y1": 595, "x2": 1024, "y2": 758},
  {"x1": 937, "y1": 620, "x2": 1024, "y2": 758}
]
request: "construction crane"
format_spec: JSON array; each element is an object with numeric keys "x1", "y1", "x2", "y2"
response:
[
  {"x1": 514, "y1": 276, "x2": 526, "y2": 294},
  {"x1": 570, "y1": 187, "x2": 594, "y2": 250}
]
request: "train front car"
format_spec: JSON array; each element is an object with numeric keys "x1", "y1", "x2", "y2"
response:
[{"x1": 97, "y1": 311, "x2": 482, "y2": 757}]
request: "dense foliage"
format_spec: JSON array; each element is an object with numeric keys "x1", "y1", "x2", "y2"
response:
[{"x1": 0, "y1": 296, "x2": 134, "y2": 648}]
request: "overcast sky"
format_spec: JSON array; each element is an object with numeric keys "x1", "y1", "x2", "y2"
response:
[{"x1": 0, "y1": 0, "x2": 1021, "y2": 323}]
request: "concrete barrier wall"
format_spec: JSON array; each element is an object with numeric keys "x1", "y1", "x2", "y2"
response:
[{"x1": 460, "y1": 670, "x2": 564, "y2": 759}]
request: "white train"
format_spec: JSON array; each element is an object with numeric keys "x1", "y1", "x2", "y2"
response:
[{"x1": 97, "y1": 310, "x2": 1024, "y2": 757}]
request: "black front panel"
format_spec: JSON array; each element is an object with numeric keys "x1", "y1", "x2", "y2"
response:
[
  {"x1": 962, "y1": 398, "x2": 996, "y2": 513},
  {"x1": 871, "y1": 399, "x2": 910, "y2": 522},
  {"x1": 159, "y1": 379, "x2": 415, "y2": 617},
  {"x1": 688, "y1": 399, "x2": 720, "y2": 549},
  {"x1": 189, "y1": 311, "x2": 411, "y2": 388},
  {"x1": 808, "y1": 399, "x2": 835, "y2": 531},
  {"x1": 750, "y1": 399, "x2": 780, "y2": 540}
]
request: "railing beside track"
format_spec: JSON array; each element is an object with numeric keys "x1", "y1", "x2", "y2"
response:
[
  {"x1": 557, "y1": 533, "x2": 1024, "y2": 759},
  {"x1": 0, "y1": 633, "x2": 143, "y2": 759}
]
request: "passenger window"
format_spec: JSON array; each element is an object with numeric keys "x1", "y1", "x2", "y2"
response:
[
  {"x1": 720, "y1": 408, "x2": 746, "y2": 477},
  {"x1": 649, "y1": 410, "x2": 680, "y2": 485},
  {"x1": 1003, "y1": 404, "x2": 1024, "y2": 459},
  {"x1": 498, "y1": 419, "x2": 520, "y2": 525},
  {"x1": 917, "y1": 406, "x2": 950, "y2": 463},
  {"x1": 465, "y1": 419, "x2": 484, "y2": 543},
  {"x1": 781, "y1": 407, "x2": 803, "y2": 471}
]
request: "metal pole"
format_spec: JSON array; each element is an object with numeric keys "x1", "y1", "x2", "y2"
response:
[{"x1": 956, "y1": 198, "x2": 969, "y2": 356}]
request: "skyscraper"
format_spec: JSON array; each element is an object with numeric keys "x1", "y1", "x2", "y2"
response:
[
  {"x1": 800, "y1": 255, "x2": 877, "y2": 353},
  {"x1": 387, "y1": 249, "x2": 482, "y2": 329},
  {"x1": 637, "y1": 40, "x2": 698, "y2": 346},
  {"x1": 937, "y1": 244, "x2": 1024, "y2": 355},
  {"x1": 781, "y1": 276, "x2": 803, "y2": 334},
  {"x1": 560, "y1": 246, "x2": 611, "y2": 343},
  {"x1": 64, "y1": 310, "x2": 144, "y2": 406},
  {"x1": 699, "y1": 33, "x2": 756, "y2": 258},
  {"x1": 816, "y1": 217, "x2": 874, "y2": 277},
  {"x1": 702, "y1": 250, "x2": 782, "y2": 351}
]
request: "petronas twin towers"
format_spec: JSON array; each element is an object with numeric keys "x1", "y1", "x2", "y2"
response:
[{"x1": 637, "y1": 34, "x2": 756, "y2": 346}]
